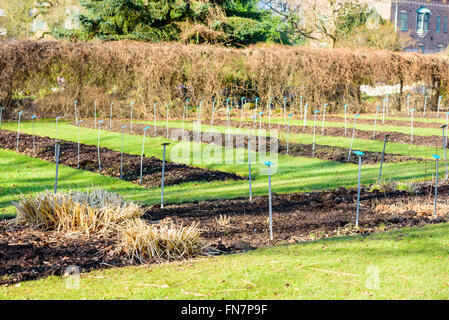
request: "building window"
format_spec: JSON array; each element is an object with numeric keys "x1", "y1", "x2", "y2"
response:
[
  {"x1": 417, "y1": 6, "x2": 431, "y2": 33},
  {"x1": 399, "y1": 11, "x2": 408, "y2": 31},
  {"x1": 437, "y1": 16, "x2": 441, "y2": 33},
  {"x1": 445, "y1": 16, "x2": 448, "y2": 33}
]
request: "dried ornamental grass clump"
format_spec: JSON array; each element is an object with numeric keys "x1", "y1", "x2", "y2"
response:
[
  {"x1": 14, "y1": 189, "x2": 143, "y2": 234},
  {"x1": 119, "y1": 219, "x2": 206, "y2": 263},
  {"x1": 13, "y1": 189, "x2": 208, "y2": 263},
  {"x1": 375, "y1": 199, "x2": 449, "y2": 217}
]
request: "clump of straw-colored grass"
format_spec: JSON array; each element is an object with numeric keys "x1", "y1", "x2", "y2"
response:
[
  {"x1": 119, "y1": 219, "x2": 206, "y2": 263},
  {"x1": 375, "y1": 199, "x2": 449, "y2": 217},
  {"x1": 14, "y1": 189, "x2": 142, "y2": 234},
  {"x1": 14, "y1": 189, "x2": 208, "y2": 263}
]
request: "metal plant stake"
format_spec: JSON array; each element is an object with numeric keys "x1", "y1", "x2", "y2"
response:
[
  {"x1": 258, "y1": 111, "x2": 263, "y2": 149},
  {"x1": 283, "y1": 98, "x2": 288, "y2": 130},
  {"x1": 300, "y1": 96, "x2": 303, "y2": 117},
  {"x1": 442, "y1": 125, "x2": 448, "y2": 180},
  {"x1": 32, "y1": 115, "x2": 37, "y2": 154},
  {"x1": 385, "y1": 94, "x2": 389, "y2": 116},
  {"x1": 432, "y1": 154, "x2": 441, "y2": 216},
  {"x1": 264, "y1": 161, "x2": 273, "y2": 241},
  {"x1": 154, "y1": 102, "x2": 158, "y2": 136},
  {"x1": 140, "y1": 126, "x2": 151, "y2": 184},
  {"x1": 77, "y1": 120, "x2": 83, "y2": 169},
  {"x1": 0, "y1": 107, "x2": 5, "y2": 128},
  {"x1": 254, "y1": 98, "x2": 259, "y2": 124},
  {"x1": 437, "y1": 95, "x2": 442, "y2": 118},
  {"x1": 54, "y1": 141, "x2": 61, "y2": 194},
  {"x1": 130, "y1": 101, "x2": 135, "y2": 133},
  {"x1": 241, "y1": 97, "x2": 245, "y2": 122},
  {"x1": 373, "y1": 106, "x2": 380, "y2": 139},
  {"x1": 321, "y1": 103, "x2": 328, "y2": 135},
  {"x1": 161, "y1": 142, "x2": 170, "y2": 208},
  {"x1": 268, "y1": 97, "x2": 272, "y2": 129},
  {"x1": 94, "y1": 99, "x2": 97, "y2": 128},
  {"x1": 287, "y1": 114, "x2": 293, "y2": 154},
  {"x1": 97, "y1": 119, "x2": 105, "y2": 171},
  {"x1": 354, "y1": 151, "x2": 365, "y2": 227},
  {"x1": 211, "y1": 100, "x2": 216, "y2": 128},
  {"x1": 303, "y1": 104, "x2": 308, "y2": 132},
  {"x1": 74, "y1": 100, "x2": 78, "y2": 124},
  {"x1": 312, "y1": 110, "x2": 319, "y2": 158},
  {"x1": 423, "y1": 95, "x2": 428, "y2": 117},
  {"x1": 347, "y1": 114, "x2": 359, "y2": 161},
  {"x1": 120, "y1": 125, "x2": 128, "y2": 179},
  {"x1": 406, "y1": 94, "x2": 410, "y2": 116},
  {"x1": 16, "y1": 111, "x2": 23, "y2": 152},
  {"x1": 344, "y1": 104, "x2": 348, "y2": 135},
  {"x1": 378, "y1": 134, "x2": 390, "y2": 182},
  {"x1": 110, "y1": 102, "x2": 114, "y2": 129}
]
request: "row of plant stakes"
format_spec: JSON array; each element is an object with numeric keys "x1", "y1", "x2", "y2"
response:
[{"x1": 2, "y1": 92, "x2": 448, "y2": 235}]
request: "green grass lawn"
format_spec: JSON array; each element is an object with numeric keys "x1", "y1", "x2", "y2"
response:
[
  {"x1": 2, "y1": 222, "x2": 448, "y2": 299},
  {"x1": 0, "y1": 119, "x2": 444, "y2": 215}
]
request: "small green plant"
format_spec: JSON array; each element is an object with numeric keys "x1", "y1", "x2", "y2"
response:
[{"x1": 370, "y1": 179, "x2": 398, "y2": 193}]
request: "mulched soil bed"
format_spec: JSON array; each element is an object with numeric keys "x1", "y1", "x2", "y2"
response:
[
  {"x1": 210, "y1": 119, "x2": 447, "y2": 148},
  {"x1": 1, "y1": 182, "x2": 447, "y2": 285},
  {"x1": 80, "y1": 120, "x2": 423, "y2": 165},
  {"x1": 0, "y1": 222, "x2": 129, "y2": 285},
  {"x1": 145, "y1": 182, "x2": 448, "y2": 252},
  {"x1": 0, "y1": 129, "x2": 243, "y2": 188}
]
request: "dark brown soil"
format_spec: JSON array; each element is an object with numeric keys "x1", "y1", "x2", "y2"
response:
[
  {"x1": 0, "y1": 222, "x2": 130, "y2": 285},
  {"x1": 80, "y1": 120, "x2": 424, "y2": 165},
  {"x1": 1, "y1": 182, "x2": 447, "y2": 285},
  {"x1": 0, "y1": 129, "x2": 243, "y2": 188},
  {"x1": 210, "y1": 119, "x2": 447, "y2": 148}
]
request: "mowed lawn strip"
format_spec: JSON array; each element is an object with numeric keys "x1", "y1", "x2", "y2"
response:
[{"x1": 1, "y1": 222, "x2": 448, "y2": 299}]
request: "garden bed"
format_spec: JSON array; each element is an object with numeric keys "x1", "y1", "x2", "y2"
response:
[
  {"x1": 0, "y1": 129, "x2": 244, "y2": 187},
  {"x1": 79, "y1": 120, "x2": 423, "y2": 165}
]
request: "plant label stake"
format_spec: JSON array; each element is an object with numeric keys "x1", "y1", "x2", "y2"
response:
[
  {"x1": 211, "y1": 100, "x2": 216, "y2": 128},
  {"x1": 241, "y1": 97, "x2": 245, "y2": 122},
  {"x1": 300, "y1": 96, "x2": 303, "y2": 117},
  {"x1": 140, "y1": 126, "x2": 151, "y2": 184},
  {"x1": 77, "y1": 120, "x2": 83, "y2": 169},
  {"x1": 347, "y1": 114, "x2": 359, "y2": 161},
  {"x1": 254, "y1": 98, "x2": 259, "y2": 124},
  {"x1": 303, "y1": 103, "x2": 308, "y2": 132},
  {"x1": 74, "y1": 100, "x2": 78, "y2": 124},
  {"x1": 354, "y1": 151, "x2": 365, "y2": 227},
  {"x1": 54, "y1": 116, "x2": 61, "y2": 158},
  {"x1": 166, "y1": 103, "x2": 169, "y2": 138},
  {"x1": 423, "y1": 95, "x2": 428, "y2": 117},
  {"x1": 378, "y1": 134, "x2": 390, "y2": 182},
  {"x1": 54, "y1": 141, "x2": 61, "y2": 194},
  {"x1": 154, "y1": 102, "x2": 158, "y2": 136},
  {"x1": 442, "y1": 125, "x2": 448, "y2": 180},
  {"x1": 312, "y1": 110, "x2": 319, "y2": 158},
  {"x1": 161, "y1": 142, "x2": 170, "y2": 208},
  {"x1": 268, "y1": 97, "x2": 272, "y2": 129},
  {"x1": 0, "y1": 107, "x2": 5, "y2": 128},
  {"x1": 283, "y1": 98, "x2": 288, "y2": 130},
  {"x1": 130, "y1": 101, "x2": 135, "y2": 133},
  {"x1": 264, "y1": 160, "x2": 273, "y2": 241},
  {"x1": 110, "y1": 102, "x2": 114, "y2": 129},
  {"x1": 248, "y1": 138, "x2": 252, "y2": 201},
  {"x1": 432, "y1": 154, "x2": 441, "y2": 216},
  {"x1": 120, "y1": 125, "x2": 128, "y2": 179},
  {"x1": 410, "y1": 108, "x2": 415, "y2": 142},
  {"x1": 97, "y1": 120, "x2": 105, "y2": 171},
  {"x1": 32, "y1": 115, "x2": 37, "y2": 154},
  {"x1": 94, "y1": 99, "x2": 97, "y2": 128},
  {"x1": 373, "y1": 106, "x2": 380, "y2": 139},
  {"x1": 386, "y1": 94, "x2": 389, "y2": 116},
  {"x1": 344, "y1": 104, "x2": 348, "y2": 135},
  {"x1": 287, "y1": 114, "x2": 293, "y2": 154},
  {"x1": 437, "y1": 95, "x2": 442, "y2": 118},
  {"x1": 227, "y1": 107, "x2": 232, "y2": 141},
  {"x1": 186, "y1": 98, "x2": 190, "y2": 120},
  {"x1": 321, "y1": 103, "x2": 328, "y2": 135},
  {"x1": 16, "y1": 111, "x2": 23, "y2": 152},
  {"x1": 406, "y1": 94, "x2": 410, "y2": 116}
]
